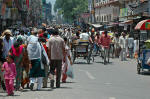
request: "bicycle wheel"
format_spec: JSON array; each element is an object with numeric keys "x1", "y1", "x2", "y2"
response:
[
  {"x1": 107, "y1": 49, "x2": 110, "y2": 63},
  {"x1": 101, "y1": 49, "x2": 106, "y2": 65}
]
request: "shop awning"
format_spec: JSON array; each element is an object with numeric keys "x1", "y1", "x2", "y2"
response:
[
  {"x1": 91, "y1": 24, "x2": 103, "y2": 28},
  {"x1": 121, "y1": 20, "x2": 133, "y2": 24},
  {"x1": 135, "y1": 19, "x2": 150, "y2": 30},
  {"x1": 109, "y1": 22, "x2": 119, "y2": 26}
]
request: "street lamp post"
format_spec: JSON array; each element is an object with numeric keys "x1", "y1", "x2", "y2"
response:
[
  {"x1": 92, "y1": 0, "x2": 96, "y2": 23},
  {"x1": 149, "y1": 0, "x2": 150, "y2": 16}
]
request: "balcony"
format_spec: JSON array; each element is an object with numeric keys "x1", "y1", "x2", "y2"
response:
[{"x1": 95, "y1": 0, "x2": 119, "y2": 8}]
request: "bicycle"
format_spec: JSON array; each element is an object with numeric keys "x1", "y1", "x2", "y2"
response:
[{"x1": 100, "y1": 46, "x2": 110, "y2": 65}]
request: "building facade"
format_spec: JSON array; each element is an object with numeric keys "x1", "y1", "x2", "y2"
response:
[
  {"x1": 92, "y1": 0, "x2": 150, "y2": 32},
  {"x1": 119, "y1": 0, "x2": 149, "y2": 32},
  {"x1": 0, "y1": 0, "x2": 52, "y2": 32},
  {"x1": 94, "y1": 0, "x2": 120, "y2": 25}
]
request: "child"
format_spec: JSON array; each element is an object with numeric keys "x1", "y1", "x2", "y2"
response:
[{"x1": 1, "y1": 55, "x2": 16, "y2": 96}]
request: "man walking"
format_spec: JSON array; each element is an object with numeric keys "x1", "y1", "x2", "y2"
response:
[
  {"x1": 47, "y1": 29, "x2": 65, "y2": 88},
  {"x1": 119, "y1": 32, "x2": 128, "y2": 61}
]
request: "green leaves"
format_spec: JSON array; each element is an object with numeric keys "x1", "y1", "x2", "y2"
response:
[{"x1": 54, "y1": 0, "x2": 88, "y2": 22}]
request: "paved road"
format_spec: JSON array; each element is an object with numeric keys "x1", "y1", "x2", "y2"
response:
[{"x1": 0, "y1": 57, "x2": 150, "y2": 99}]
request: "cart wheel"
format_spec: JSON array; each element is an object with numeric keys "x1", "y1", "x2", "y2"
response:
[
  {"x1": 93, "y1": 56, "x2": 94, "y2": 62},
  {"x1": 87, "y1": 58, "x2": 90, "y2": 64},
  {"x1": 103, "y1": 53, "x2": 106, "y2": 65},
  {"x1": 137, "y1": 63, "x2": 141, "y2": 74},
  {"x1": 72, "y1": 51, "x2": 76, "y2": 63},
  {"x1": 87, "y1": 53, "x2": 91, "y2": 64}
]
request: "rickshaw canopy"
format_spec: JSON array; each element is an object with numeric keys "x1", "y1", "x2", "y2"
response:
[{"x1": 135, "y1": 19, "x2": 150, "y2": 30}]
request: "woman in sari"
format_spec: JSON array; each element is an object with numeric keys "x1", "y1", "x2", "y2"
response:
[
  {"x1": 62, "y1": 37, "x2": 73, "y2": 83},
  {"x1": 10, "y1": 41, "x2": 24, "y2": 91},
  {"x1": 27, "y1": 28, "x2": 49, "y2": 90},
  {"x1": 21, "y1": 44, "x2": 30, "y2": 89}
]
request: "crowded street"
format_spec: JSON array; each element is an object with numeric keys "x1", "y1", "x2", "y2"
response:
[
  {"x1": 1, "y1": 57, "x2": 150, "y2": 99},
  {"x1": 0, "y1": 0, "x2": 150, "y2": 99}
]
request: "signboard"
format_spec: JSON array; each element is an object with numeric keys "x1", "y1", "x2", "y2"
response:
[
  {"x1": 81, "y1": 13, "x2": 90, "y2": 18},
  {"x1": 120, "y1": 8, "x2": 128, "y2": 17},
  {"x1": 1, "y1": 3, "x2": 6, "y2": 16},
  {"x1": 145, "y1": 22, "x2": 150, "y2": 30}
]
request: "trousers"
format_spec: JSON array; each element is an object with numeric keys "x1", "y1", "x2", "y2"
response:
[
  {"x1": 43, "y1": 65, "x2": 49, "y2": 87},
  {"x1": 120, "y1": 48, "x2": 127, "y2": 61},
  {"x1": 5, "y1": 79, "x2": 14, "y2": 95},
  {"x1": 50, "y1": 60, "x2": 62, "y2": 87},
  {"x1": 30, "y1": 77, "x2": 43, "y2": 90}
]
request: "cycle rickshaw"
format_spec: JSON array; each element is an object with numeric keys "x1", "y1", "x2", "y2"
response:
[
  {"x1": 72, "y1": 40, "x2": 92, "y2": 64},
  {"x1": 135, "y1": 19, "x2": 150, "y2": 74}
]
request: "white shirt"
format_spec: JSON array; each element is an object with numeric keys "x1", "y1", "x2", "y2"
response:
[
  {"x1": 3, "y1": 37, "x2": 14, "y2": 58},
  {"x1": 80, "y1": 33, "x2": 89, "y2": 41},
  {"x1": 119, "y1": 36, "x2": 127, "y2": 49},
  {"x1": 128, "y1": 37, "x2": 134, "y2": 48}
]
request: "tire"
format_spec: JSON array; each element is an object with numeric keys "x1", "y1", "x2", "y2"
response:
[
  {"x1": 72, "y1": 51, "x2": 76, "y2": 63},
  {"x1": 137, "y1": 63, "x2": 141, "y2": 74},
  {"x1": 107, "y1": 50, "x2": 110, "y2": 63},
  {"x1": 93, "y1": 56, "x2": 94, "y2": 62},
  {"x1": 87, "y1": 53, "x2": 91, "y2": 64},
  {"x1": 103, "y1": 54, "x2": 106, "y2": 65}
]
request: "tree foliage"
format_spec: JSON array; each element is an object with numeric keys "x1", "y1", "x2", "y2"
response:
[{"x1": 54, "y1": 0, "x2": 88, "y2": 22}]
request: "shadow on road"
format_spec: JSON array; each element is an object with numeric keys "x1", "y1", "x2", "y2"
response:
[
  {"x1": 73, "y1": 62, "x2": 93, "y2": 65},
  {"x1": 95, "y1": 61, "x2": 113, "y2": 65},
  {"x1": 19, "y1": 89, "x2": 53, "y2": 92},
  {"x1": 140, "y1": 71, "x2": 150, "y2": 76},
  {"x1": 58, "y1": 86, "x2": 72, "y2": 89},
  {"x1": 0, "y1": 94, "x2": 20, "y2": 97},
  {"x1": 63, "y1": 82, "x2": 76, "y2": 83}
]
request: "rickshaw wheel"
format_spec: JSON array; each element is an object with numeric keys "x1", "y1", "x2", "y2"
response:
[
  {"x1": 87, "y1": 53, "x2": 91, "y2": 64},
  {"x1": 137, "y1": 63, "x2": 141, "y2": 74},
  {"x1": 72, "y1": 51, "x2": 76, "y2": 63}
]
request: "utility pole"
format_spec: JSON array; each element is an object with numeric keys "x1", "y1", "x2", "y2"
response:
[
  {"x1": 92, "y1": 0, "x2": 96, "y2": 23},
  {"x1": 149, "y1": 0, "x2": 150, "y2": 16}
]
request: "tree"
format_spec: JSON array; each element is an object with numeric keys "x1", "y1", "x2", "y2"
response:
[{"x1": 54, "y1": 0, "x2": 88, "y2": 23}]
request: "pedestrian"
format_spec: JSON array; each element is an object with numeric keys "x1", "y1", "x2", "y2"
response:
[
  {"x1": 2, "y1": 29, "x2": 14, "y2": 60},
  {"x1": 119, "y1": 32, "x2": 128, "y2": 61},
  {"x1": 47, "y1": 29, "x2": 65, "y2": 88},
  {"x1": 114, "y1": 33, "x2": 120, "y2": 58},
  {"x1": 27, "y1": 28, "x2": 49, "y2": 90},
  {"x1": 1, "y1": 55, "x2": 16, "y2": 96},
  {"x1": 134, "y1": 37, "x2": 139, "y2": 59},
  {"x1": 39, "y1": 37, "x2": 49, "y2": 88},
  {"x1": 10, "y1": 41, "x2": 24, "y2": 91},
  {"x1": 62, "y1": 37, "x2": 73, "y2": 83},
  {"x1": 100, "y1": 31, "x2": 111, "y2": 63},
  {"x1": 94, "y1": 32, "x2": 101, "y2": 54},
  {"x1": 21, "y1": 44, "x2": 30, "y2": 89},
  {"x1": 79, "y1": 29, "x2": 90, "y2": 45},
  {"x1": 0, "y1": 37, "x2": 6, "y2": 91},
  {"x1": 127, "y1": 34, "x2": 134, "y2": 58}
]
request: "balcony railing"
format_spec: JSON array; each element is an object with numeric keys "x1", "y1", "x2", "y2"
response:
[{"x1": 95, "y1": 0, "x2": 119, "y2": 8}]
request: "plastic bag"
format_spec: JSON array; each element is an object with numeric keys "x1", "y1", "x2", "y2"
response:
[
  {"x1": 66, "y1": 65, "x2": 74, "y2": 79},
  {"x1": 66, "y1": 60, "x2": 74, "y2": 79}
]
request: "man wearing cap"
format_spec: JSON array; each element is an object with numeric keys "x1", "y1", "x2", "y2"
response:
[{"x1": 2, "y1": 29, "x2": 14, "y2": 59}]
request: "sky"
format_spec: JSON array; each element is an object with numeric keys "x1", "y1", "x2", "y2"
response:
[{"x1": 46, "y1": 0, "x2": 56, "y2": 14}]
